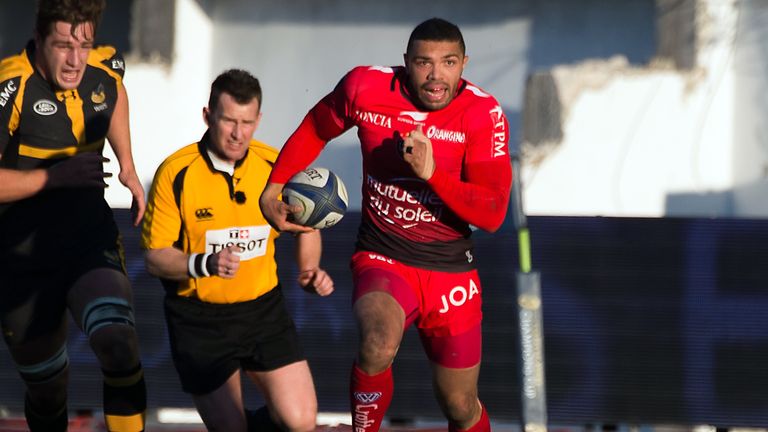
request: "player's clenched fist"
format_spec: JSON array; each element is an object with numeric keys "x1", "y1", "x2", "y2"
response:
[{"x1": 401, "y1": 124, "x2": 435, "y2": 181}]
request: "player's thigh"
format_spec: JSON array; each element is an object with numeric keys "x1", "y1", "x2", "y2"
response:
[{"x1": 246, "y1": 360, "x2": 318, "y2": 417}]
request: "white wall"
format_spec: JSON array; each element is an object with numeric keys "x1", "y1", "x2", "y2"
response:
[
  {"x1": 101, "y1": 0, "x2": 768, "y2": 220},
  {"x1": 103, "y1": 0, "x2": 213, "y2": 208},
  {"x1": 524, "y1": 0, "x2": 754, "y2": 217}
]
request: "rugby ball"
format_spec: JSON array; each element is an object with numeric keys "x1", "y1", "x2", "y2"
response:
[{"x1": 282, "y1": 167, "x2": 348, "y2": 229}]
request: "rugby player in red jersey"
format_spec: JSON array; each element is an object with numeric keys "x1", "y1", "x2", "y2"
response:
[{"x1": 260, "y1": 18, "x2": 511, "y2": 432}]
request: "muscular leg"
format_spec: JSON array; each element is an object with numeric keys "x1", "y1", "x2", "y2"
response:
[
  {"x1": 192, "y1": 370, "x2": 248, "y2": 431},
  {"x1": 354, "y1": 291, "x2": 405, "y2": 373},
  {"x1": 432, "y1": 363, "x2": 486, "y2": 430},
  {"x1": 349, "y1": 291, "x2": 406, "y2": 432},
  {"x1": 1, "y1": 287, "x2": 70, "y2": 432},
  {"x1": 67, "y1": 268, "x2": 146, "y2": 432},
  {"x1": 423, "y1": 326, "x2": 489, "y2": 432},
  {"x1": 245, "y1": 360, "x2": 318, "y2": 432}
]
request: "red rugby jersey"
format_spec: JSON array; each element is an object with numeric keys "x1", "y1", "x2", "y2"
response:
[{"x1": 271, "y1": 66, "x2": 512, "y2": 270}]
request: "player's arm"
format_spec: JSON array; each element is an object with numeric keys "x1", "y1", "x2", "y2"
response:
[
  {"x1": 0, "y1": 153, "x2": 110, "y2": 203},
  {"x1": 144, "y1": 245, "x2": 242, "y2": 280},
  {"x1": 402, "y1": 111, "x2": 512, "y2": 232},
  {"x1": 107, "y1": 82, "x2": 145, "y2": 226},
  {"x1": 294, "y1": 230, "x2": 334, "y2": 297},
  {"x1": 428, "y1": 158, "x2": 512, "y2": 232},
  {"x1": 260, "y1": 76, "x2": 353, "y2": 233}
]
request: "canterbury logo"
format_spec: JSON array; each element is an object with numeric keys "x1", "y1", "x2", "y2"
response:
[
  {"x1": 195, "y1": 208, "x2": 213, "y2": 219},
  {"x1": 354, "y1": 392, "x2": 382, "y2": 403}
]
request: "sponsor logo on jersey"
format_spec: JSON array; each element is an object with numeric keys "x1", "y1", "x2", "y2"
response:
[
  {"x1": 91, "y1": 83, "x2": 106, "y2": 104},
  {"x1": 92, "y1": 83, "x2": 108, "y2": 112},
  {"x1": 205, "y1": 225, "x2": 270, "y2": 261},
  {"x1": 366, "y1": 175, "x2": 443, "y2": 228},
  {"x1": 0, "y1": 79, "x2": 18, "y2": 107},
  {"x1": 195, "y1": 208, "x2": 213, "y2": 220},
  {"x1": 438, "y1": 278, "x2": 480, "y2": 314},
  {"x1": 366, "y1": 253, "x2": 394, "y2": 264},
  {"x1": 398, "y1": 110, "x2": 428, "y2": 123},
  {"x1": 489, "y1": 105, "x2": 507, "y2": 157},
  {"x1": 33, "y1": 99, "x2": 57, "y2": 116},
  {"x1": 355, "y1": 110, "x2": 391, "y2": 128},
  {"x1": 111, "y1": 58, "x2": 125, "y2": 71},
  {"x1": 426, "y1": 125, "x2": 465, "y2": 144}
]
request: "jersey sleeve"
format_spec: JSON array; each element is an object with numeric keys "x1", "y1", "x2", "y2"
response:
[
  {"x1": 427, "y1": 102, "x2": 512, "y2": 232},
  {"x1": 90, "y1": 45, "x2": 125, "y2": 82},
  {"x1": 141, "y1": 160, "x2": 183, "y2": 250},
  {"x1": 0, "y1": 58, "x2": 24, "y2": 155},
  {"x1": 269, "y1": 68, "x2": 361, "y2": 183}
]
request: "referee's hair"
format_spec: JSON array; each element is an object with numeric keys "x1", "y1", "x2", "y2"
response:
[
  {"x1": 407, "y1": 17, "x2": 466, "y2": 56},
  {"x1": 208, "y1": 69, "x2": 263, "y2": 112}
]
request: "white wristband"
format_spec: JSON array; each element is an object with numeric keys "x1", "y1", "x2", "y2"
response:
[
  {"x1": 200, "y1": 253, "x2": 213, "y2": 277},
  {"x1": 189, "y1": 252, "x2": 215, "y2": 278},
  {"x1": 188, "y1": 253, "x2": 202, "y2": 278}
]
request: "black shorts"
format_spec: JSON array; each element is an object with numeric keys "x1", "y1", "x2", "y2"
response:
[
  {"x1": 163, "y1": 285, "x2": 305, "y2": 395},
  {"x1": 0, "y1": 244, "x2": 126, "y2": 346}
]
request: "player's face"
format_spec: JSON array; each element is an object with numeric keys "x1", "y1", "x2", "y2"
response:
[
  {"x1": 204, "y1": 92, "x2": 261, "y2": 163},
  {"x1": 35, "y1": 21, "x2": 95, "y2": 90},
  {"x1": 404, "y1": 40, "x2": 468, "y2": 111}
]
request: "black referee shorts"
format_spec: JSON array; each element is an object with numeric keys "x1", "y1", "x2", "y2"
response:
[{"x1": 163, "y1": 285, "x2": 305, "y2": 395}]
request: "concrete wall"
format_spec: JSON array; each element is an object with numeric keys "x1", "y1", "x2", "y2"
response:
[{"x1": 118, "y1": 0, "x2": 656, "y2": 211}]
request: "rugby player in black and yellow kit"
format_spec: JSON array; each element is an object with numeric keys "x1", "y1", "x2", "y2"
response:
[
  {"x1": 0, "y1": 1, "x2": 147, "y2": 431},
  {"x1": 142, "y1": 69, "x2": 335, "y2": 432}
]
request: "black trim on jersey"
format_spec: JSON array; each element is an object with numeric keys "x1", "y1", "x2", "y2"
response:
[
  {"x1": 171, "y1": 166, "x2": 188, "y2": 253},
  {"x1": 197, "y1": 132, "x2": 248, "y2": 204},
  {"x1": 355, "y1": 221, "x2": 476, "y2": 272},
  {"x1": 172, "y1": 166, "x2": 188, "y2": 210}
]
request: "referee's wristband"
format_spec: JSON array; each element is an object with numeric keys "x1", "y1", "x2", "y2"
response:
[{"x1": 188, "y1": 253, "x2": 213, "y2": 278}]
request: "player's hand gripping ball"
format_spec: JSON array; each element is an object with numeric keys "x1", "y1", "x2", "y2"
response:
[{"x1": 282, "y1": 167, "x2": 348, "y2": 229}]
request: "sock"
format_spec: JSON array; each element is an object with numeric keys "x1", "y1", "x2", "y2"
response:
[
  {"x1": 102, "y1": 363, "x2": 147, "y2": 432},
  {"x1": 24, "y1": 393, "x2": 68, "y2": 432},
  {"x1": 448, "y1": 401, "x2": 490, "y2": 432},
  {"x1": 246, "y1": 406, "x2": 282, "y2": 432},
  {"x1": 350, "y1": 363, "x2": 393, "y2": 432}
]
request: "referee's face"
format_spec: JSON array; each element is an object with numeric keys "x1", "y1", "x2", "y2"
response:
[
  {"x1": 36, "y1": 21, "x2": 95, "y2": 91},
  {"x1": 204, "y1": 92, "x2": 262, "y2": 164}
]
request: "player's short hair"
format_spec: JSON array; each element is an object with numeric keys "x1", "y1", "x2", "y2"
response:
[
  {"x1": 208, "y1": 69, "x2": 263, "y2": 113},
  {"x1": 407, "y1": 18, "x2": 466, "y2": 56},
  {"x1": 35, "y1": 0, "x2": 106, "y2": 39}
]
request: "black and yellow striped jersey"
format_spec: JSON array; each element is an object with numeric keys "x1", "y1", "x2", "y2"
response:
[
  {"x1": 0, "y1": 41, "x2": 125, "y2": 272},
  {"x1": 142, "y1": 134, "x2": 283, "y2": 304}
]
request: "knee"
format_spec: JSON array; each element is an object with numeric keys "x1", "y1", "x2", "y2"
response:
[
  {"x1": 277, "y1": 406, "x2": 317, "y2": 432},
  {"x1": 17, "y1": 346, "x2": 69, "y2": 409},
  {"x1": 81, "y1": 297, "x2": 140, "y2": 368},
  {"x1": 90, "y1": 324, "x2": 140, "y2": 368},
  {"x1": 358, "y1": 330, "x2": 399, "y2": 369},
  {"x1": 441, "y1": 392, "x2": 479, "y2": 424}
]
